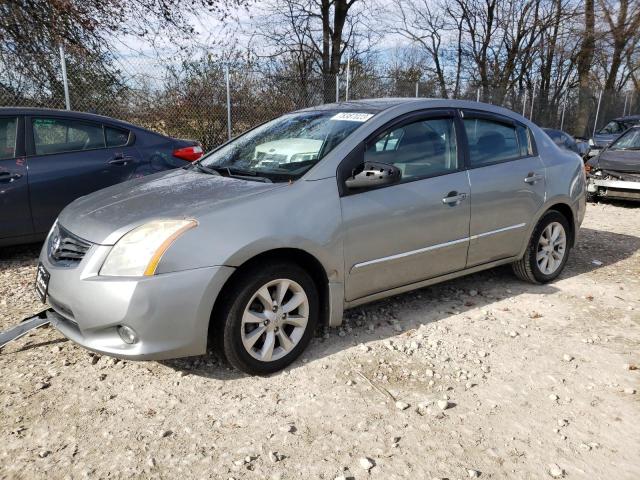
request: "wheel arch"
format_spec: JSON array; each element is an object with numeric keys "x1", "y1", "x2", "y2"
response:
[
  {"x1": 208, "y1": 248, "x2": 332, "y2": 346},
  {"x1": 546, "y1": 202, "x2": 576, "y2": 247}
]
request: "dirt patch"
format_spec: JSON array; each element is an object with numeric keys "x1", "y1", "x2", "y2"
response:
[{"x1": 1, "y1": 203, "x2": 639, "y2": 479}]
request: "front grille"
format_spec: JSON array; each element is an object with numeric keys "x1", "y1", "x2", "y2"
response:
[{"x1": 48, "y1": 223, "x2": 92, "y2": 267}]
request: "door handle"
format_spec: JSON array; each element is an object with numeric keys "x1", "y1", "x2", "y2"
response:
[
  {"x1": 442, "y1": 192, "x2": 467, "y2": 205},
  {"x1": 108, "y1": 154, "x2": 129, "y2": 166},
  {"x1": 0, "y1": 172, "x2": 22, "y2": 183},
  {"x1": 524, "y1": 172, "x2": 544, "y2": 184},
  {"x1": 108, "y1": 159, "x2": 129, "y2": 166}
]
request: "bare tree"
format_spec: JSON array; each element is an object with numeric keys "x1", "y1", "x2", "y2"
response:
[
  {"x1": 599, "y1": 0, "x2": 640, "y2": 92},
  {"x1": 251, "y1": 0, "x2": 372, "y2": 101}
]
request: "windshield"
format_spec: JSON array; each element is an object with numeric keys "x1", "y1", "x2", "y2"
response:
[
  {"x1": 610, "y1": 128, "x2": 640, "y2": 150},
  {"x1": 599, "y1": 121, "x2": 624, "y2": 135},
  {"x1": 198, "y1": 110, "x2": 374, "y2": 182}
]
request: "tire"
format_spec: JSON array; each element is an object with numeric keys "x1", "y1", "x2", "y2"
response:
[
  {"x1": 216, "y1": 262, "x2": 319, "y2": 375},
  {"x1": 512, "y1": 210, "x2": 571, "y2": 284}
]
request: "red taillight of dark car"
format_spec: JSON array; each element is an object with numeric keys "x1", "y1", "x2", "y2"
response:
[{"x1": 172, "y1": 145, "x2": 203, "y2": 162}]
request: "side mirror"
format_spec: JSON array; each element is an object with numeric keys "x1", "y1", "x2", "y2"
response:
[
  {"x1": 345, "y1": 162, "x2": 401, "y2": 189},
  {"x1": 576, "y1": 141, "x2": 590, "y2": 157}
]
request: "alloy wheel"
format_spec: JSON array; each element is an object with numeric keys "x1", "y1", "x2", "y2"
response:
[
  {"x1": 240, "y1": 278, "x2": 309, "y2": 362},
  {"x1": 536, "y1": 221, "x2": 567, "y2": 275}
]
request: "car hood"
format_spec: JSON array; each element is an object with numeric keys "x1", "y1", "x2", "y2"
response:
[
  {"x1": 595, "y1": 149, "x2": 640, "y2": 173},
  {"x1": 58, "y1": 169, "x2": 283, "y2": 244}
]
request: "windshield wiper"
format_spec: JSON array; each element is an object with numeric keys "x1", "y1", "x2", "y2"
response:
[
  {"x1": 192, "y1": 163, "x2": 223, "y2": 175},
  {"x1": 225, "y1": 167, "x2": 273, "y2": 183},
  {"x1": 193, "y1": 163, "x2": 272, "y2": 183}
]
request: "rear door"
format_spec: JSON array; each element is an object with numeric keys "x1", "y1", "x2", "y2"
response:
[
  {"x1": 26, "y1": 116, "x2": 140, "y2": 234},
  {"x1": 461, "y1": 110, "x2": 545, "y2": 266},
  {"x1": 0, "y1": 115, "x2": 32, "y2": 240}
]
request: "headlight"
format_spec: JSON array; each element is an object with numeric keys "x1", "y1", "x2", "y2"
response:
[
  {"x1": 588, "y1": 138, "x2": 595, "y2": 146},
  {"x1": 100, "y1": 219, "x2": 197, "y2": 277}
]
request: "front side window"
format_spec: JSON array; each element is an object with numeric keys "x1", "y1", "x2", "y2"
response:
[
  {"x1": 0, "y1": 117, "x2": 17, "y2": 160},
  {"x1": 200, "y1": 111, "x2": 372, "y2": 182},
  {"x1": 464, "y1": 118, "x2": 520, "y2": 166},
  {"x1": 32, "y1": 118, "x2": 105, "y2": 155},
  {"x1": 610, "y1": 128, "x2": 640, "y2": 150},
  {"x1": 364, "y1": 117, "x2": 458, "y2": 180}
]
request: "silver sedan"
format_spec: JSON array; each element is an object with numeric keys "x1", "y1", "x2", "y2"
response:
[{"x1": 37, "y1": 99, "x2": 586, "y2": 374}]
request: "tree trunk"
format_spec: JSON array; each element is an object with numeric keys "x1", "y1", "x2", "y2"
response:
[{"x1": 575, "y1": 0, "x2": 595, "y2": 137}]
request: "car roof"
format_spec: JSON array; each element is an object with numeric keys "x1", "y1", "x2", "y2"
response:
[
  {"x1": 296, "y1": 98, "x2": 419, "y2": 113},
  {"x1": 613, "y1": 114, "x2": 640, "y2": 122},
  {"x1": 0, "y1": 107, "x2": 153, "y2": 133}
]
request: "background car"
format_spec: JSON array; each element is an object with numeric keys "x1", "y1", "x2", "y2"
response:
[
  {"x1": 588, "y1": 114, "x2": 640, "y2": 156},
  {"x1": 543, "y1": 128, "x2": 590, "y2": 159},
  {"x1": 586, "y1": 125, "x2": 640, "y2": 202},
  {"x1": 0, "y1": 108, "x2": 203, "y2": 247}
]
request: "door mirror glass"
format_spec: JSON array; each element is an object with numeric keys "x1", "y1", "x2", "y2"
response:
[{"x1": 345, "y1": 161, "x2": 401, "y2": 189}]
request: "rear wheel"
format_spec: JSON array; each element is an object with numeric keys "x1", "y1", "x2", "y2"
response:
[
  {"x1": 512, "y1": 210, "x2": 571, "y2": 284},
  {"x1": 217, "y1": 263, "x2": 318, "y2": 375}
]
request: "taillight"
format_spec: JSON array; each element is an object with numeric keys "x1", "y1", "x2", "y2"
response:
[{"x1": 172, "y1": 145, "x2": 203, "y2": 162}]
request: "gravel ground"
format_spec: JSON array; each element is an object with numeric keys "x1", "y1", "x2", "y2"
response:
[{"x1": 1, "y1": 202, "x2": 639, "y2": 480}]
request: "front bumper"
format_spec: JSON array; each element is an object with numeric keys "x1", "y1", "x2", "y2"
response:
[
  {"x1": 587, "y1": 177, "x2": 640, "y2": 201},
  {"x1": 40, "y1": 243, "x2": 235, "y2": 360}
]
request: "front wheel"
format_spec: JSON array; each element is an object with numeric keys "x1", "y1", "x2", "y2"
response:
[
  {"x1": 217, "y1": 263, "x2": 319, "y2": 375},
  {"x1": 512, "y1": 210, "x2": 571, "y2": 284}
]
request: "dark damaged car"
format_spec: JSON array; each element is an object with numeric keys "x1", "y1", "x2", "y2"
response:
[{"x1": 586, "y1": 125, "x2": 640, "y2": 202}]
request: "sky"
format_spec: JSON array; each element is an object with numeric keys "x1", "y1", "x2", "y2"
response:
[{"x1": 111, "y1": 1, "x2": 407, "y2": 68}]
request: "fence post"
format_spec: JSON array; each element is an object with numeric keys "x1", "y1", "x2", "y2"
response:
[
  {"x1": 335, "y1": 75, "x2": 339, "y2": 102},
  {"x1": 415, "y1": 81, "x2": 419, "y2": 98},
  {"x1": 476, "y1": 89, "x2": 480, "y2": 102},
  {"x1": 59, "y1": 45, "x2": 71, "y2": 110},
  {"x1": 345, "y1": 58, "x2": 350, "y2": 101},
  {"x1": 560, "y1": 90, "x2": 568, "y2": 131},
  {"x1": 623, "y1": 92, "x2": 629, "y2": 116},
  {"x1": 522, "y1": 89, "x2": 528, "y2": 117},
  {"x1": 529, "y1": 83, "x2": 536, "y2": 120},
  {"x1": 593, "y1": 89, "x2": 603, "y2": 137},
  {"x1": 225, "y1": 65, "x2": 231, "y2": 141}
]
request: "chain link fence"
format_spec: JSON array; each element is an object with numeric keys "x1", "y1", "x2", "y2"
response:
[{"x1": 1, "y1": 52, "x2": 638, "y2": 150}]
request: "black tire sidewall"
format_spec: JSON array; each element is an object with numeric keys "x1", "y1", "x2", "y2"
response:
[
  {"x1": 222, "y1": 263, "x2": 319, "y2": 375},
  {"x1": 527, "y1": 211, "x2": 571, "y2": 283}
]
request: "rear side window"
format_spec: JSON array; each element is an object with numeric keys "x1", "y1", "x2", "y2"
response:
[
  {"x1": 0, "y1": 117, "x2": 17, "y2": 160},
  {"x1": 32, "y1": 118, "x2": 105, "y2": 155},
  {"x1": 463, "y1": 118, "x2": 521, "y2": 166},
  {"x1": 105, "y1": 126, "x2": 129, "y2": 147},
  {"x1": 517, "y1": 125, "x2": 534, "y2": 157},
  {"x1": 365, "y1": 117, "x2": 458, "y2": 180}
]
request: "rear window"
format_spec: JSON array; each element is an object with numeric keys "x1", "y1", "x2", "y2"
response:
[
  {"x1": 33, "y1": 118, "x2": 105, "y2": 155},
  {"x1": 0, "y1": 117, "x2": 17, "y2": 160}
]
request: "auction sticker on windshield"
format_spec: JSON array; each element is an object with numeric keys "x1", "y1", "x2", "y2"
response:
[{"x1": 330, "y1": 112, "x2": 374, "y2": 122}]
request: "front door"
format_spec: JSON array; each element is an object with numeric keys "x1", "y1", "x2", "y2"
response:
[
  {"x1": 26, "y1": 116, "x2": 139, "y2": 234},
  {"x1": 461, "y1": 111, "x2": 546, "y2": 266},
  {"x1": 341, "y1": 111, "x2": 471, "y2": 301},
  {"x1": 0, "y1": 115, "x2": 32, "y2": 241}
]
